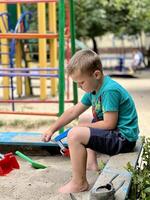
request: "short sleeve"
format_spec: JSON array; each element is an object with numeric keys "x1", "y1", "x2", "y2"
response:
[
  {"x1": 102, "y1": 90, "x2": 120, "y2": 112},
  {"x1": 81, "y1": 93, "x2": 92, "y2": 107}
]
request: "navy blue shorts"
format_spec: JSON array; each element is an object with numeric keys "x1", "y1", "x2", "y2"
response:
[{"x1": 85, "y1": 128, "x2": 136, "y2": 156}]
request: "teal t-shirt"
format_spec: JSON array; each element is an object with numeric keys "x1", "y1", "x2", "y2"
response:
[{"x1": 81, "y1": 76, "x2": 139, "y2": 142}]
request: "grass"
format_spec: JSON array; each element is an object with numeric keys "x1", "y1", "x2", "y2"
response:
[
  {"x1": 0, "y1": 119, "x2": 54, "y2": 129},
  {"x1": 0, "y1": 120, "x2": 6, "y2": 127}
]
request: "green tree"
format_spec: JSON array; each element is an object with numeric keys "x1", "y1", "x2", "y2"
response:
[
  {"x1": 75, "y1": 0, "x2": 107, "y2": 53},
  {"x1": 75, "y1": 0, "x2": 150, "y2": 67}
]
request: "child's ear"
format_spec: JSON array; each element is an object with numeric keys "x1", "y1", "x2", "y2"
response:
[{"x1": 93, "y1": 70, "x2": 102, "y2": 79}]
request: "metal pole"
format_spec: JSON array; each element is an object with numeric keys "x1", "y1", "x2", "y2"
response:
[
  {"x1": 48, "y1": 2, "x2": 57, "y2": 97},
  {"x1": 58, "y1": 0, "x2": 65, "y2": 120},
  {"x1": 38, "y1": 2, "x2": 47, "y2": 100},
  {"x1": 69, "y1": 0, "x2": 78, "y2": 104}
]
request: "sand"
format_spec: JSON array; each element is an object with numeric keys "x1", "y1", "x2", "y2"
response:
[{"x1": 0, "y1": 74, "x2": 150, "y2": 200}]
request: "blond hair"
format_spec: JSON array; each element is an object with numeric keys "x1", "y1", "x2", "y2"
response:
[{"x1": 67, "y1": 49, "x2": 103, "y2": 75}]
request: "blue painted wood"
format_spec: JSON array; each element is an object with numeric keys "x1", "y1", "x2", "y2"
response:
[{"x1": 0, "y1": 132, "x2": 66, "y2": 146}]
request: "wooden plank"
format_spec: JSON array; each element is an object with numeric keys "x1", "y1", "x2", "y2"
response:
[
  {"x1": 89, "y1": 139, "x2": 142, "y2": 200},
  {"x1": 0, "y1": 131, "x2": 65, "y2": 146}
]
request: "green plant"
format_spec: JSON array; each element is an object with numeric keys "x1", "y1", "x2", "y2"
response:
[
  {"x1": 127, "y1": 137, "x2": 150, "y2": 200},
  {"x1": 98, "y1": 160, "x2": 105, "y2": 171},
  {"x1": 0, "y1": 119, "x2": 53, "y2": 129},
  {"x1": 9, "y1": 119, "x2": 24, "y2": 127},
  {"x1": 0, "y1": 120, "x2": 6, "y2": 127}
]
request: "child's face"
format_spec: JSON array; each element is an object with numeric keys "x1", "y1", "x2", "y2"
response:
[{"x1": 71, "y1": 70, "x2": 102, "y2": 93}]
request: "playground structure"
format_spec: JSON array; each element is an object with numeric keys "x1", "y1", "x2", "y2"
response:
[
  {"x1": 101, "y1": 55, "x2": 132, "y2": 72},
  {"x1": 0, "y1": 0, "x2": 78, "y2": 118}
]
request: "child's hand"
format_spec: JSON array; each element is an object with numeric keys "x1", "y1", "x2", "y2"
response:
[{"x1": 42, "y1": 130, "x2": 53, "y2": 142}]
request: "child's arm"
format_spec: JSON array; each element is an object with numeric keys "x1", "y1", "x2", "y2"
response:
[
  {"x1": 79, "y1": 112, "x2": 118, "y2": 130},
  {"x1": 42, "y1": 102, "x2": 89, "y2": 142}
]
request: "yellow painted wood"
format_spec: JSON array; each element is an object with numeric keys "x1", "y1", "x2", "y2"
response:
[
  {"x1": 15, "y1": 41, "x2": 22, "y2": 97},
  {"x1": 17, "y1": 3, "x2": 21, "y2": 21},
  {"x1": 16, "y1": 3, "x2": 23, "y2": 97},
  {"x1": 38, "y1": 3, "x2": 47, "y2": 99},
  {"x1": 24, "y1": 46, "x2": 32, "y2": 96},
  {"x1": 0, "y1": 4, "x2": 9, "y2": 99},
  {"x1": 48, "y1": 2, "x2": 57, "y2": 96}
]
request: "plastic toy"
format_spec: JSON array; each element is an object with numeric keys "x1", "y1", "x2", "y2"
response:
[
  {"x1": 54, "y1": 128, "x2": 71, "y2": 157},
  {"x1": 0, "y1": 152, "x2": 20, "y2": 176},
  {"x1": 15, "y1": 151, "x2": 47, "y2": 169}
]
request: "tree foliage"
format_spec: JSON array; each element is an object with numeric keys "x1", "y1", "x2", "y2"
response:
[
  {"x1": 74, "y1": 0, "x2": 107, "y2": 38},
  {"x1": 74, "y1": 0, "x2": 150, "y2": 42},
  {"x1": 20, "y1": 1, "x2": 150, "y2": 65}
]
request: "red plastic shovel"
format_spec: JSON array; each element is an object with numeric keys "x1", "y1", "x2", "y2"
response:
[{"x1": 0, "y1": 152, "x2": 20, "y2": 176}]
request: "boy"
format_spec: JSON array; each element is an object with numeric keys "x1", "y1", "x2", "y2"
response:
[{"x1": 42, "y1": 49, "x2": 139, "y2": 194}]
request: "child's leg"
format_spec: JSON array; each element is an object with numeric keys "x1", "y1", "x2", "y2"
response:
[
  {"x1": 79, "y1": 113, "x2": 99, "y2": 171},
  {"x1": 58, "y1": 127, "x2": 90, "y2": 193},
  {"x1": 86, "y1": 148, "x2": 99, "y2": 171}
]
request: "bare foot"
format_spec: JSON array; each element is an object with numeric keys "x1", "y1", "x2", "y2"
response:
[{"x1": 58, "y1": 180, "x2": 89, "y2": 193}]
